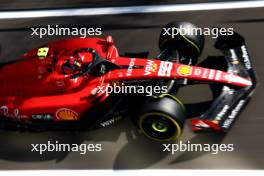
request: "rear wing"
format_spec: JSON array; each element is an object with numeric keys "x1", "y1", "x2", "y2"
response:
[{"x1": 191, "y1": 33, "x2": 257, "y2": 132}]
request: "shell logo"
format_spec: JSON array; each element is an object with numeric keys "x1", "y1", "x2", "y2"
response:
[
  {"x1": 177, "y1": 65, "x2": 192, "y2": 76},
  {"x1": 56, "y1": 108, "x2": 78, "y2": 120}
]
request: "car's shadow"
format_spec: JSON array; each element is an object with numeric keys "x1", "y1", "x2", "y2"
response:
[{"x1": 0, "y1": 100, "x2": 225, "y2": 170}]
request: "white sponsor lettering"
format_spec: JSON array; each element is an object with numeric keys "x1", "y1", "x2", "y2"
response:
[
  {"x1": 0, "y1": 106, "x2": 27, "y2": 119},
  {"x1": 223, "y1": 100, "x2": 245, "y2": 128},
  {"x1": 202, "y1": 69, "x2": 209, "y2": 78},
  {"x1": 215, "y1": 70, "x2": 222, "y2": 80},
  {"x1": 144, "y1": 60, "x2": 156, "y2": 75},
  {"x1": 241, "y1": 45, "x2": 252, "y2": 70},
  {"x1": 208, "y1": 69, "x2": 215, "y2": 80},
  {"x1": 100, "y1": 116, "x2": 122, "y2": 127},
  {"x1": 216, "y1": 105, "x2": 229, "y2": 121},
  {"x1": 194, "y1": 68, "x2": 201, "y2": 75}
]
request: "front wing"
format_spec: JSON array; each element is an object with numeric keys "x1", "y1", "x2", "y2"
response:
[{"x1": 191, "y1": 34, "x2": 257, "y2": 132}]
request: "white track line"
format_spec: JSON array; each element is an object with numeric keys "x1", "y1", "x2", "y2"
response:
[
  {"x1": 1, "y1": 170, "x2": 264, "y2": 176},
  {"x1": 0, "y1": 0, "x2": 264, "y2": 19}
]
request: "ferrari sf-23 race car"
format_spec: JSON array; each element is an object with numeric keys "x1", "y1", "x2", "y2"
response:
[{"x1": 0, "y1": 22, "x2": 257, "y2": 141}]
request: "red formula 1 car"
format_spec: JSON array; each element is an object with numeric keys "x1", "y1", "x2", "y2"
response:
[{"x1": 0, "y1": 22, "x2": 257, "y2": 141}]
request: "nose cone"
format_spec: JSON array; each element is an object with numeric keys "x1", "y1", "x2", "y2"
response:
[{"x1": 224, "y1": 74, "x2": 252, "y2": 87}]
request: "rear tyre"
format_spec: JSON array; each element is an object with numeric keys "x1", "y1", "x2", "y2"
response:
[
  {"x1": 159, "y1": 21, "x2": 205, "y2": 65},
  {"x1": 138, "y1": 94, "x2": 186, "y2": 142}
]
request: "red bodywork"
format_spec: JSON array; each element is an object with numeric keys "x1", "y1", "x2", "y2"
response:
[{"x1": 0, "y1": 36, "x2": 252, "y2": 122}]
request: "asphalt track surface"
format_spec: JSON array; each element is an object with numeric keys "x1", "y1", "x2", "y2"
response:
[{"x1": 0, "y1": 2, "x2": 264, "y2": 170}]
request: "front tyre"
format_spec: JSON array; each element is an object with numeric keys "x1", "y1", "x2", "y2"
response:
[
  {"x1": 138, "y1": 94, "x2": 186, "y2": 142},
  {"x1": 159, "y1": 21, "x2": 205, "y2": 65}
]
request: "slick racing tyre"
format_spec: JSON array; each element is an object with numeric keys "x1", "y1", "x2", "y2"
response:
[
  {"x1": 159, "y1": 21, "x2": 204, "y2": 65},
  {"x1": 138, "y1": 94, "x2": 186, "y2": 142}
]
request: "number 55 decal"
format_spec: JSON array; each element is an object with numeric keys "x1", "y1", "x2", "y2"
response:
[{"x1": 158, "y1": 61, "x2": 173, "y2": 77}]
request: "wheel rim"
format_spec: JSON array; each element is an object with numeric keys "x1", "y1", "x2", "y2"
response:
[
  {"x1": 139, "y1": 112, "x2": 182, "y2": 141},
  {"x1": 151, "y1": 121, "x2": 168, "y2": 133}
]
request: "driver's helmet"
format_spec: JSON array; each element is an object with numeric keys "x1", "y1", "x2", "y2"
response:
[
  {"x1": 59, "y1": 56, "x2": 82, "y2": 75},
  {"x1": 58, "y1": 52, "x2": 93, "y2": 75}
]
